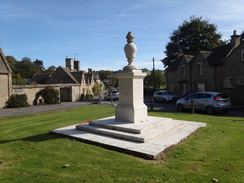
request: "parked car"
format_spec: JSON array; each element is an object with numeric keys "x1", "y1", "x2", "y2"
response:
[
  {"x1": 153, "y1": 90, "x2": 178, "y2": 102},
  {"x1": 105, "y1": 89, "x2": 119, "y2": 100},
  {"x1": 176, "y1": 91, "x2": 231, "y2": 114}
]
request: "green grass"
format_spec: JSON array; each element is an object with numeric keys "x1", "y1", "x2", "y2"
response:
[{"x1": 0, "y1": 105, "x2": 243, "y2": 183}]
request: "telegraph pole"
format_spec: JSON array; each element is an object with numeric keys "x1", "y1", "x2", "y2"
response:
[{"x1": 153, "y1": 57, "x2": 156, "y2": 91}]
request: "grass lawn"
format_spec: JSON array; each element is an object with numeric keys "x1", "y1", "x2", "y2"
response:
[{"x1": 0, "y1": 104, "x2": 243, "y2": 183}]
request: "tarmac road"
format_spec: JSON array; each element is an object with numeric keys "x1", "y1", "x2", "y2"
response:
[{"x1": 0, "y1": 98, "x2": 243, "y2": 118}]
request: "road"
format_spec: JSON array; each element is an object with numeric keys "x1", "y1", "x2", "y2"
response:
[{"x1": 0, "y1": 98, "x2": 243, "y2": 118}]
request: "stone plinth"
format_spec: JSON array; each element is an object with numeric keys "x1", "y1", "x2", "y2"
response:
[{"x1": 115, "y1": 69, "x2": 147, "y2": 123}]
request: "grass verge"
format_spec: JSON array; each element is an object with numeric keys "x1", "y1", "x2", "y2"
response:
[{"x1": 0, "y1": 105, "x2": 243, "y2": 183}]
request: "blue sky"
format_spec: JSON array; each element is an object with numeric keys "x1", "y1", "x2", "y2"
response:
[{"x1": 0, "y1": 0, "x2": 243, "y2": 71}]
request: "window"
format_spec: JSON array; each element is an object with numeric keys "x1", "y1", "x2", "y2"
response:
[
  {"x1": 224, "y1": 77, "x2": 234, "y2": 88},
  {"x1": 237, "y1": 77, "x2": 244, "y2": 85},
  {"x1": 195, "y1": 83, "x2": 205, "y2": 91},
  {"x1": 198, "y1": 93, "x2": 212, "y2": 98},
  {"x1": 181, "y1": 65, "x2": 186, "y2": 76},
  {"x1": 197, "y1": 63, "x2": 203, "y2": 75},
  {"x1": 186, "y1": 93, "x2": 198, "y2": 101},
  {"x1": 241, "y1": 49, "x2": 244, "y2": 61},
  {"x1": 182, "y1": 83, "x2": 186, "y2": 93}
]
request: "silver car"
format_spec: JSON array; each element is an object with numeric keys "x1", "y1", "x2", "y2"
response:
[
  {"x1": 153, "y1": 90, "x2": 178, "y2": 102},
  {"x1": 176, "y1": 92, "x2": 231, "y2": 114},
  {"x1": 105, "y1": 89, "x2": 119, "y2": 100}
]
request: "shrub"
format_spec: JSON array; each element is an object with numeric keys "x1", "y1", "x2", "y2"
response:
[
  {"x1": 85, "y1": 94, "x2": 93, "y2": 99},
  {"x1": 6, "y1": 94, "x2": 29, "y2": 108},
  {"x1": 36, "y1": 87, "x2": 60, "y2": 104},
  {"x1": 92, "y1": 84, "x2": 102, "y2": 96},
  {"x1": 80, "y1": 94, "x2": 85, "y2": 100}
]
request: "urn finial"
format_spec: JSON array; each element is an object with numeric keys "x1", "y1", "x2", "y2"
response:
[
  {"x1": 123, "y1": 31, "x2": 138, "y2": 70},
  {"x1": 126, "y1": 32, "x2": 134, "y2": 43}
]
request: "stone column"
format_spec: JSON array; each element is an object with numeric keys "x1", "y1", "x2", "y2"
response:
[{"x1": 115, "y1": 32, "x2": 147, "y2": 123}]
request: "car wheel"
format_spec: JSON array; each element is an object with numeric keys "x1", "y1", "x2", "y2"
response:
[
  {"x1": 177, "y1": 104, "x2": 184, "y2": 111},
  {"x1": 206, "y1": 106, "x2": 215, "y2": 114},
  {"x1": 163, "y1": 98, "x2": 167, "y2": 103}
]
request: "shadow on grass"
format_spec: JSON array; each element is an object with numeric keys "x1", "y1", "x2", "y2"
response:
[
  {"x1": 0, "y1": 133, "x2": 61, "y2": 144},
  {"x1": 149, "y1": 108, "x2": 244, "y2": 118}
]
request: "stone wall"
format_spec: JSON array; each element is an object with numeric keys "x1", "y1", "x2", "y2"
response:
[
  {"x1": 12, "y1": 85, "x2": 61, "y2": 105},
  {"x1": 12, "y1": 84, "x2": 85, "y2": 105},
  {"x1": 0, "y1": 74, "x2": 12, "y2": 108}
]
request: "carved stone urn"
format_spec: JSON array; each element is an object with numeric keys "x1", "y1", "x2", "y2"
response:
[{"x1": 123, "y1": 32, "x2": 138, "y2": 70}]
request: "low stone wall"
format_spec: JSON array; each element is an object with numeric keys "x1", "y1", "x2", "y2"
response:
[
  {"x1": 12, "y1": 84, "x2": 90, "y2": 105},
  {"x1": 12, "y1": 84, "x2": 60, "y2": 106}
]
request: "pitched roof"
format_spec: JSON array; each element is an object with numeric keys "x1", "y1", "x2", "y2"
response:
[
  {"x1": 166, "y1": 55, "x2": 194, "y2": 71},
  {"x1": 71, "y1": 71, "x2": 85, "y2": 84},
  {"x1": 207, "y1": 44, "x2": 234, "y2": 66},
  {"x1": 32, "y1": 73, "x2": 51, "y2": 84},
  {"x1": 46, "y1": 66, "x2": 79, "y2": 84},
  {"x1": 0, "y1": 48, "x2": 12, "y2": 74}
]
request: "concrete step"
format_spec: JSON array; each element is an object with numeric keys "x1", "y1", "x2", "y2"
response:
[
  {"x1": 51, "y1": 116, "x2": 207, "y2": 159},
  {"x1": 88, "y1": 116, "x2": 172, "y2": 134},
  {"x1": 76, "y1": 119, "x2": 184, "y2": 143}
]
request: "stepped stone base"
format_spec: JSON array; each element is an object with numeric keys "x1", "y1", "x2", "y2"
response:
[{"x1": 50, "y1": 116, "x2": 206, "y2": 159}]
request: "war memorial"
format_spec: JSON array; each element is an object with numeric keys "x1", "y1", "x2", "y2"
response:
[{"x1": 50, "y1": 32, "x2": 206, "y2": 159}]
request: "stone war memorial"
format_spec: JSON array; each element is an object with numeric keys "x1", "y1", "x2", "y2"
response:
[{"x1": 50, "y1": 32, "x2": 206, "y2": 160}]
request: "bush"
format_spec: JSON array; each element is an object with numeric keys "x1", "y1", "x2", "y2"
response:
[
  {"x1": 80, "y1": 94, "x2": 85, "y2": 100},
  {"x1": 36, "y1": 87, "x2": 60, "y2": 104},
  {"x1": 85, "y1": 94, "x2": 93, "y2": 99},
  {"x1": 6, "y1": 94, "x2": 29, "y2": 108}
]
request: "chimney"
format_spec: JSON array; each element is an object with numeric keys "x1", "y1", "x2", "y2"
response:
[
  {"x1": 231, "y1": 30, "x2": 241, "y2": 47},
  {"x1": 74, "y1": 60, "x2": 80, "y2": 71},
  {"x1": 65, "y1": 58, "x2": 73, "y2": 71}
]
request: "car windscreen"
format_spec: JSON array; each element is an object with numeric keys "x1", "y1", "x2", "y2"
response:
[
  {"x1": 217, "y1": 93, "x2": 229, "y2": 99},
  {"x1": 163, "y1": 91, "x2": 173, "y2": 95}
]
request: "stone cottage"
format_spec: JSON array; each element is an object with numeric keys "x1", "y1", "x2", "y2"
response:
[
  {"x1": 32, "y1": 58, "x2": 102, "y2": 102},
  {"x1": 166, "y1": 30, "x2": 244, "y2": 104},
  {"x1": 0, "y1": 48, "x2": 12, "y2": 108}
]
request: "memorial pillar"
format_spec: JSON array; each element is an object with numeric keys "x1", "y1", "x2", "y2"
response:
[{"x1": 115, "y1": 32, "x2": 147, "y2": 123}]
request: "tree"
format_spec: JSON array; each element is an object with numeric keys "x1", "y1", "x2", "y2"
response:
[
  {"x1": 144, "y1": 69, "x2": 165, "y2": 90},
  {"x1": 17, "y1": 57, "x2": 36, "y2": 78},
  {"x1": 12, "y1": 74, "x2": 26, "y2": 85},
  {"x1": 241, "y1": 31, "x2": 244, "y2": 40},
  {"x1": 6, "y1": 56, "x2": 18, "y2": 74},
  {"x1": 33, "y1": 59, "x2": 44, "y2": 73},
  {"x1": 163, "y1": 16, "x2": 225, "y2": 67},
  {"x1": 44, "y1": 65, "x2": 57, "y2": 74}
]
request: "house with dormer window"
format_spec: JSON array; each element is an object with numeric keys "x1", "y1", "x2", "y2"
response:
[{"x1": 165, "y1": 30, "x2": 244, "y2": 104}]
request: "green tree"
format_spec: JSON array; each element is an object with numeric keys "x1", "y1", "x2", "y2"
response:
[
  {"x1": 97, "y1": 70, "x2": 113, "y2": 81},
  {"x1": 241, "y1": 31, "x2": 244, "y2": 40},
  {"x1": 6, "y1": 56, "x2": 18, "y2": 74},
  {"x1": 33, "y1": 59, "x2": 44, "y2": 73},
  {"x1": 163, "y1": 16, "x2": 225, "y2": 67},
  {"x1": 12, "y1": 74, "x2": 26, "y2": 85},
  {"x1": 17, "y1": 57, "x2": 36, "y2": 78},
  {"x1": 44, "y1": 65, "x2": 56, "y2": 74},
  {"x1": 144, "y1": 70, "x2": 165, "y2": 90}
]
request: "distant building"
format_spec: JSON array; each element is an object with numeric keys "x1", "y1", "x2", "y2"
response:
[
  {"x1": 165, "y1": 30, "x2": 244, "y2": 104},
  {"x1": 0, "y1": 49, "x2": 102, "y2": 108},
  {"x1": 31, "y1": 58, "x2": 102, "y2": 102}
]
